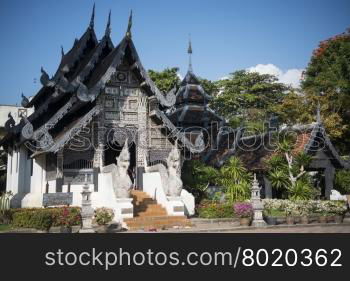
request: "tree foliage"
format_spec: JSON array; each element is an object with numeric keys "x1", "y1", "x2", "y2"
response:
[
  {"x1": 300, "y1": 28, "x2": 350, "y2": 153},
  {"x1": 212, "y1": 70, "x2": 289, "y2": 128},
  {"x1": 148, "y1": 67, "x2": 181, "y2": 93}
]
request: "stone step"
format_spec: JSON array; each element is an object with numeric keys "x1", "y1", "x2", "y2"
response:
[
  {"x1": 125, "y1": 215, "x2": 188, "y2": 223},
  {"x1": 126, "y1": 190, "x2": 191, "y2": 230},
  {"x1": 134, "y1": 205, "x2": 166, "y2": 211},
  {"x1": 136, "y1": 212, "x2": 168, "y2": 217},
  {"x1": 126, "y1": 219, "x2": 192, "y2": 231}
]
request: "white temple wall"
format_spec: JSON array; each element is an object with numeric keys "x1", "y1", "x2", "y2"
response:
[
  {"x1": 30, "y1": 155, "x2": 45, "y2": 194},
  {"x1": 9, "y1": 148, "x2": 19, "y2": 194},
  {"x1": 6, "y1": 151, "x2": 13, "y2": 192}
]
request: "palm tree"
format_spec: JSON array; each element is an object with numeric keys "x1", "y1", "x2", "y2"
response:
[{"x1": 219, "y1": 157, "x2": 251, "y2": 202}]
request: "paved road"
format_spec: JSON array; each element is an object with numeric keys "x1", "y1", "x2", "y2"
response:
[{"x1": 223, "y1": 225, "x2": 350, "y2": 233}]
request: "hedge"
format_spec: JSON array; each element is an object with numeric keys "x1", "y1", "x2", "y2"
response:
[
  {"x1": 196, "y1": 201, "x2": 235, "y2": 218},
  {"x1": 7, "y1": 207, "x2": 81, "y2": 231}
]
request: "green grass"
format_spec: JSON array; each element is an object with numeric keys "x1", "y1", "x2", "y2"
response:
[{"x1": 0, "y1": 224, "x2": 12, "y2": 232}]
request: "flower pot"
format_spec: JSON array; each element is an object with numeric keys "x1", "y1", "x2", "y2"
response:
[
  {"x1": 334, "y1": 215, "x2": 343, "y2": 224},
  {"x1": 327, "y1": 216, "x2": 334, "y2": 223},
  {"x1": 60, "y1": 226, "x2": 72, "y2": 233},
  {"x1": 301, "y1": 216, "x2": 309, "y2": 224},
  {"x1": 286, "y1": 216, "x2": 295, "y2": 225},
  {"x1": 265, "y1": 216, "x2": 277, "y2": 225},
  {"x1": 318, "y1": 216, "x2": 327, "y2": 224},
  {"x1": 239, "y1": 218, "x2": 251, "y2": 226}
]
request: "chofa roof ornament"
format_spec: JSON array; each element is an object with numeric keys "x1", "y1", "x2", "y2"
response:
[
  {"x1": 21, "y1": 93, "x2": 29, "y2": 108},
  {"x1": 4, "y1": 112, "x2": 15, "y2": 132},
  {"x1": 105, "y1": 10, "x2": 111, "y2": 37},
  {"x1": 40, "y1": 67, "x2": 53, "y2": 87},
  {"x1": 89, "y1": 3, "x2": 95, "y2": 29},
  {"x1": 126, "y1": 10, "x2": 133, "y2": 38}
]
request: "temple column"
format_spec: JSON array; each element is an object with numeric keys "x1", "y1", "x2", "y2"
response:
[
  {"x1": 324, "y1": 166, "x2": 335, "y2": 200},
  {"x1": 56, "y1": 149, "x2": 63, "y2": 192},
  {"x1": 93, "y1": 113, "x2": 105, "y2": 192},
  {"x1": 263, "y1": 175, "x2": 272, "y2": 198},
  {"x1": 136, "y1": 96, "x2": 148, "y2": 189}
]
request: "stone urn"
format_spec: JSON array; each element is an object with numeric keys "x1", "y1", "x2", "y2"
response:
[
  {"x1": 239, "y1": 218, "x2": 251, "y2": 226},
  {"x1": 326, "y1": 215, "x2": 334, "y2": 223},
  {"x1": 265, "y1": 216, "x2": 277, "y2": 225},
  {"x1": 334, "y1": 215, "x2": 343, "y2": 224},
  {"x1": 301, "y1": 216, "x2": 309, "y2": 224},
  {"x1": 286, "y1": 216, "x2": 295, "y2": 225}
]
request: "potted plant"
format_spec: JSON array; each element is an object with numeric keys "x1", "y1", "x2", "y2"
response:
[
  {"x1": 316, "y1": 201, "x2": 328, "y2": 223},
  {"x1": 233, "y1": 202, "x2": 253, "y2": 226},
  {"x1": 94, "y1": 207, "x2": 114, "y2": 232},
  {"x1": 328, "y1": 201, "x2": 347, "y2": 223},
  {"x1": 58, "y1": 207, "x2": 80, "y2": 233},
  {"x1": 263, "y1": 199, "x2": 280, "y2": 225},
  {"x1": 284, "y1": 201, "x2": 297, "y2": 225},
  {"x1": 298, "y1": 202, "x2": 310, "y2": 224}
]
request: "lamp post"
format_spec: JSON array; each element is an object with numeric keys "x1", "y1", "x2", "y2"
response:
[
  {"x1": 251, "y1": 174, "x2": 267, "y2": 227},
  {"x1": 79, "y1": 182, "x2": 95, "y2": 233}
]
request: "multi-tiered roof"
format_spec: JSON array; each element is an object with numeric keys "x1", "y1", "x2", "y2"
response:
[{"x1": 1, "y1": 5, "x2": 178, "y2": 153}]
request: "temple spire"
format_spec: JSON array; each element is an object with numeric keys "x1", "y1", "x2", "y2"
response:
[
  {"x1": 126, "y1": 10, "x2": 133, "y2": 38},
  {"x1": 89, "y1": 3, "x2": 95, "y2": 29},
  {"x1": 187, "y1": 34, "x2": 193, "y2": 72},
  {"x1": 105, "y1": 10, "x2": 111, "y2": 36},
  {"x1": 316, "y1": 101, "x2": 322, "y2": 124}
]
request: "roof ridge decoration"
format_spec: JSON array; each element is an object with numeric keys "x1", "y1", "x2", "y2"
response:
[
  {"x1": 4, "y1": 113, "x2": 15, "y2": 132},
  {"x1": 21, "y1": 93, "x2": 29, "y2": 107},
  {"x1": 61, "y1": 45, "x2": 65, "y2": 57},
  {"x1": 126, "y1": 10, "x2": 133, "y2": 38},
  {"x1": 105, "y1": 10, "x2": 112, "y2": 37},
  {"x1": 152, "y1": 109, "x2": 205, "y2": 153},
  {"x1": 188, "y1": 34, "x2": 193, "y2": 72},
  {"x1": 89, "y1": 3, "x2": 95, "y2": 29}
]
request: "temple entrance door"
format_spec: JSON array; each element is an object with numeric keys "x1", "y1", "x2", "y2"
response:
[
  {"x1": 104, "y1": 140, "x2": 137, "y2": 186},
  {"x1": 128, "y1": 142, "x2": 136, "y2": 187},
  {"x1": 104, "y1": 141, "x2": 123, "y2": 166}
]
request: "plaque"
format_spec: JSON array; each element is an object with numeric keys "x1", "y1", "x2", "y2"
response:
[{"x1": 43, "y1": 192, "x2": 73, "y2": 207}]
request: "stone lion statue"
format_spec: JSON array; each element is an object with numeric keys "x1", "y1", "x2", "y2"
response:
[
  {"x1": 144, "y1": 145, "x2": 183, "y2": 197},
  {"x1": 112, "y1": 140, "x2": 132, "y2": 198}
]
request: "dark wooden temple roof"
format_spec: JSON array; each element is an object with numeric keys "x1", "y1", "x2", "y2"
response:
[
  {"x1": 0, "y1": 7, "x2": 179, "y2": 153},
  {"x1": 208, "y1": 122, "x2": 349, "y2": 171},
  {"x1": 167, "y1": 70, "x2": 224, "y2": 127}
]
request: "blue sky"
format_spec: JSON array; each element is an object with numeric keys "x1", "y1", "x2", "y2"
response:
[{"x1": 0, "y1": 0, "x2": 349, "y2": 105}]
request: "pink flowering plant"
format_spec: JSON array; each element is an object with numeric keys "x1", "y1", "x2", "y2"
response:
[{"x1": 233, "y1": 202, "x2": 253, "y2": 218}]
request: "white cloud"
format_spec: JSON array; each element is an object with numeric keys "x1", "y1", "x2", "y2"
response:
[
  {"x1": 177, "y1": 73, "x2": 183, "y2": 81},
  {"x1": 247, "y1": 64, "x2": 303, "y2": 88}
]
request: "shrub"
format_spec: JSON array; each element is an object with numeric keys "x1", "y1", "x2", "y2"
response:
[
  {"x1": 335, "y1": 170, "x2": 350, "y2": 194},
  {"x1": 10, "y1": 207, "x2": 81, "y2": 230},
  {"x1": 94, "y1": 207, "x2": 114, "y2": 225},
  {"x1": 196, "y1": 200, "x2": 234, "y2": 218},
  {"x1": 58, "y1": 207, "x2": 82, "y2": 227},
  {"x1": 263, "y1": 199, "x2": 348, "y2": 218},
  {"x1": 233, "y1": 202, "x2": 253, "y2": 218},
  {"x1": 263, "y1": 199, "x2": 286, "y2": 217},
  {"x1": 323, "y1": 201, "x2": 348, "y2": 215}
]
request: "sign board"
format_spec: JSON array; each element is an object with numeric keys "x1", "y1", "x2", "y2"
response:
[{"x1": 43, "y1": 192, "x2": 73, "y2": 207}]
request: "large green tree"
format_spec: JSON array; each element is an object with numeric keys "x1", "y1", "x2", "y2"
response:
[
  {"x1": 212, "y1": 70, "x2": 290, "y2": 128},
  {"x1": 148, "y1": 67, "x2": 181, "y2": 93},
  {"x1": 148, "y1": 67, "x2": 218, "y2": 96},
  {"x1": 301, "y1": 28, "x2": 350, "y2": 153}
]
